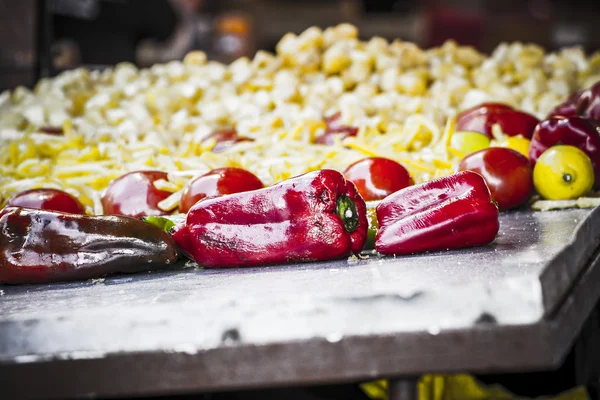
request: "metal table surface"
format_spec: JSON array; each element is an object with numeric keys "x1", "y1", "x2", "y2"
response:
[{"x1": 1, "y1": 207, "x2": 600, "y2": 399}]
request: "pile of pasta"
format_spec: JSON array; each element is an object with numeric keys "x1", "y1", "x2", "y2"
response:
[{"x1": 1, "y1": 24, "x2": 599, "y2": 214}]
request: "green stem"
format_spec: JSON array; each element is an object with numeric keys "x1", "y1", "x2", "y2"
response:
[
  {"x1": 336, "y1": 195, "x2": 359, "y2": 233},
  {"x1": 142, "y1": 214, "x2": 185, "y2": 234},
  {"x1": 365, "y1": 201, "x2": 379, "y2": 250}
]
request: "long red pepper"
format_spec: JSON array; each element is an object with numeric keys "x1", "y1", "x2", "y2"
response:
[
  {"x1": 375, "y1": 171, "x2": 499, "y2": 255},
  {"x1": 171, "y1": 169, "x2": 367, "y2": 267},
  {"x1": 0, "y1": 207, "x2": 178, "y2": 284}
]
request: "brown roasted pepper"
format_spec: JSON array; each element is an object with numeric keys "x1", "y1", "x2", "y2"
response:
[{"x1": 0, "y1": 207, "x2": 179, "y2": 284}]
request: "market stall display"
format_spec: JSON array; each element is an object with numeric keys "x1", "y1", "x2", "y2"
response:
[{"x1": 1, "y1": 23, "x2": 600, "y2": 399}]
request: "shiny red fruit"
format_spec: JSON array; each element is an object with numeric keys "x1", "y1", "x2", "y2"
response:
[
  {"x1": 343, "y1": 157, "x2": 414, "y2": 201},
  {"x1": 203, "y1": 129, "x2": 253, "y2": 153},
  {"x1": 6, "y1": 188, "x2": 86, "y2": 214},
  {"x1": 549, "y1": 80, "x2": 600, "y2": 121},
  {"x1": 180, "y1": 168, "x2": 264, "y2": 213},
  {"x1": 457, "y1": 103, "x2": 540, "y2": 139},
  {"x1": 458, "y1": 147, "x2": 533, "y2": 210},
  {"x1": 579, "y1": 81, "x2": 600, "y2": 120},
  {"x1": 314, "y1": 112, "x2": 359, "y2": 145},
  {"x1": 549, "y1": 90, "x2": 583, "y2": 119},
  {"x1": 101, "y1": 171, "x2": 171, "y2": 218}
]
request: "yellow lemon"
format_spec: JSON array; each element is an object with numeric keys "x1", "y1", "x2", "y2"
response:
[
  {"x1": 494, "y1": 135, "x2": 531, "y2": 159},
  {"x1": 533, "y1": 145, "x2": 594, "y2": 200},
  {"x1": 450, "y1": 131, "x2": 490, "y2": 157}
]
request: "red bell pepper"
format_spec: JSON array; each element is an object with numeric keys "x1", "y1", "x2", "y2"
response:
[
  {"x1": 171, "y1": 169, "x2": 368, "y2": 267},
  {"x1": 0, "y1": 207, "x2": 179, "y2": 284},
  {"x1": 529, "y1": 116, "x2": 600, "y2": 187},
  {"x1": 549, "y1": 80, "x2": 600, "y2": 121},
  {"x1": 456, "y1": 103, "x2": 540, "y2": 139},
  {"x1": 375, "y1": 171, "x2": 499, "y2": 255}
]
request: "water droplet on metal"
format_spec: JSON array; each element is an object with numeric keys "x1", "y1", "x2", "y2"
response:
[
  {"x1": 326, "y1": 332, "x2": 343, "y2": 343},
  {"x1": 428, "y1": 326, "x2": 440, "y2": 335}
]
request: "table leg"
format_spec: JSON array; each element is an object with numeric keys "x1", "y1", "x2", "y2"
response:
[{"x1": 388, "y1": 378, "x2": 419, "y2": 400}]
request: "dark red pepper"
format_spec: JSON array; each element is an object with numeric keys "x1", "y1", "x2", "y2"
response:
[
  {"x1": 549, "y1": 81, "x2": 600, "y2": 120},
  {"x1": 172, "y1": 169, "x2": 367, "y2": 267},
  {"x1": 314, "y1": 112, "x2": 359, "y2": 145},
  {"x1": 375, "y1": 171, "x2": 499, "y2": 255},
  {"x1": 529, "y1": 116, "x2": 600, "y2": 187},
  {"x1": 0, "y1": 207, "x2": 178, "y2": 284},
  {"x1": 456, "y1": 103, "x2": 539, "y2": 139},
  {"x1": 203, "y1": 129, "x2": 254, "y2": 153}
]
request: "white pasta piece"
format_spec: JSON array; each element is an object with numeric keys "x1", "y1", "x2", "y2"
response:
[{"x1": 531, "y1": 200, "x2": 579, "y2": 211}]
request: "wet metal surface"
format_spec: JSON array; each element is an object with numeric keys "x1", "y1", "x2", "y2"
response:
[{"x1": 1, "y1": 208, "x2": 599, "y2": 398}]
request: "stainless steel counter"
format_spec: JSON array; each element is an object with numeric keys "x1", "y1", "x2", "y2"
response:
[{"x1": 1, "y1": 207, "x2": 599, "y2": 399}]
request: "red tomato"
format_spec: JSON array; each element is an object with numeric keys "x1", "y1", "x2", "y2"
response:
[
  {"x1": 101, "y1": 171, "x2": 171, "y2": 218},
  {"x1": 343, "y1": 157, "x2": 414, "y2": 201},
  {"x1": 457, "y1": 103, "x2": 539, "y2": 139},
  {"x1": 180, "y1": 168, "x2": 264, "y2": 213},
  {"x1": 203, "y1": 129, "x2": 253, "y2": 153},
  {"x1": 6, "y1": 188, "x2": 86, "y2": 214},
  {"x1": 314, "y1": 112, "x2": 359, "y2": 145},
  {"x1": 458, "y1": 147, "x2": 533, "y2": 210}
]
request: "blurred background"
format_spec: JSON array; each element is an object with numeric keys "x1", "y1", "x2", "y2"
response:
[{"x1": 1, "y1": 0, "x2": 599, "y2": 90}]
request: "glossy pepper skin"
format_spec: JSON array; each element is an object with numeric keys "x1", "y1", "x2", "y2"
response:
[
  {"x1": 529, "y1": 116, "x2": 600, "y2": 187},
  {"x1": 172, "y1": 169, "x2": 368, "y2": 267},
  {"x1": 549, "y1": 81, "x2": 600, "y2": 120},
  {"x1": 375, "y1": 171, "x2": 499, "y2": 255},
  {"x1": 0, "y1": 207, "x2": 178, "y2": 284}
]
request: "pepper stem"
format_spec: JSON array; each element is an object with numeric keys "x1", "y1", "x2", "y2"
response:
[
  {"x1": 336, "y1": 195, "x2": 359, "y2": 233},
  {"x1": 364, "y1": 205, "x2": 379, "y2": 250},
  {"x1": 142, "y1": 215, "x2": 183, "y2": 233}
]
